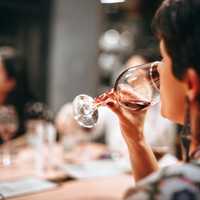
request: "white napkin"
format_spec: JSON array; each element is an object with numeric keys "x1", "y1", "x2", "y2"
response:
[{"x1": 0, "y1": 177, "x2": 57, "y2": 199}]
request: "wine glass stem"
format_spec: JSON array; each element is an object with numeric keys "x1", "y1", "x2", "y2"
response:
[
  {"x1": 94, "y1": 97, "x2": 114, "y2": 108},
  {"x1": 2, "y1": 140, "x2": 12, "y2": 166}
]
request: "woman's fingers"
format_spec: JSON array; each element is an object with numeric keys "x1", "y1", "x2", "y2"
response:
[{"x1": 106, "y1": 98, "x2": 147, "y2": 142}]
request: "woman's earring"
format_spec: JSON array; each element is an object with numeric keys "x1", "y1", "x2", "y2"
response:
[{"x1": 180, "y1": 96, "x2": 191, "y2": 162}]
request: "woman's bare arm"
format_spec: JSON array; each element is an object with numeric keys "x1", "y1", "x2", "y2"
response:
[{"x1": 105, "y1": 93, "x2": 159, "y2": 181}]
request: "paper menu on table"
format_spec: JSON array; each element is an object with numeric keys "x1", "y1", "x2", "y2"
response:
[
  {"x1": 60, "y1": 159, "x2": 131, "y2": 179},
  {"x1": 0, "y1": 177, "x2": 57, "y2": 199}
]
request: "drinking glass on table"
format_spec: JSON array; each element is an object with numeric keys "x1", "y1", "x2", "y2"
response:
[
  {"x1": 25, "y1": 102, "x2": 55, "y2": 146},
  {"x1": 0, "y1": 105, "x2": 18, "y2": 166},
  {"x1": 73, "y1": 61, "x2": 161, "y2": 128},
  {"x1": 25, "y1": 102, "x2": 57, "y2": 174}
]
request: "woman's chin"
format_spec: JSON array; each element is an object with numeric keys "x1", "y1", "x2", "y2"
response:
[
  {"x1": 161, "y1": 107, "x2": 184, "y2": 124},
  {"x1": 160, "y1": 107, "x2": 169, "y2": 119}
]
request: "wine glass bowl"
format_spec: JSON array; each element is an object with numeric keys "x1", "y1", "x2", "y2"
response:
[{"x1": 114, "y1": 61, "x2": 160, "y2": 111}]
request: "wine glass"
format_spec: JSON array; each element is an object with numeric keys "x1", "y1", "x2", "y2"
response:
[
  {"x1": 0, "y1": 105, "x2": 18, "y2": 166},
  {"x1": 73, "y1": 61, "x2": 161, "y2": 128},
  {"x1": 25, "y1": 102, "x2": 55, "y2": 145}
]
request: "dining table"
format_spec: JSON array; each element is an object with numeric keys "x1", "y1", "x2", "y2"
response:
[
  {"x1": 0, "y1": 139, "x2": 134, "y2": 200},
  {"x1": 7, "y1": 175, "x2": 133, "y2": 200}
]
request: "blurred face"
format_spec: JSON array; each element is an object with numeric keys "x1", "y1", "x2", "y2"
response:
[
  {"x1": 159, "y1": 40, "x2": 187, "y2": 124},
  {"x1": 0, "y1": 60, "x2": 15, "y2": 94}
]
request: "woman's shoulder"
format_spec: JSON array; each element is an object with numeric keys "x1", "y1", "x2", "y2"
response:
[{"x1": 125, "y1": 161, "x2": 200, "y2": 200}]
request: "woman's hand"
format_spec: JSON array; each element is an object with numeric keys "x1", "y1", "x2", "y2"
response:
[{"x1": 102, "y1": 89, "x2": 147, "y2": 144}]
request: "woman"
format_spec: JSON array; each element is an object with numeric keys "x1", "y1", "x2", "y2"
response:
[
  {"x1": 105, "y1": 0, "x2": 200, "y2": 198},
  {"x1": 0, "y1": 47, "x2": 35, "y2": 143}
]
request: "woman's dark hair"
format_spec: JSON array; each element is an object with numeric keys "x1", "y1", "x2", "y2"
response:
[
  {"x1": 0, "y1": 47, "x2": 34, "y2": 104},
  {"x1": 0, "y1": 47, "x2": 35, "y2": 137},
  {"x1": 152, "y1": 0, "x2": 200, "y2": 79}
]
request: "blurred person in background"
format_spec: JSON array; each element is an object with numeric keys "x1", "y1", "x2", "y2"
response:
[{"x1": 0, "y1": 47, "x2": 35, "y2": 144}]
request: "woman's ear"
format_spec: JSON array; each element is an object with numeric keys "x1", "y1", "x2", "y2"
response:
[{"x1": 185, "y1": 68, "x2": 200, "y2": 102}]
